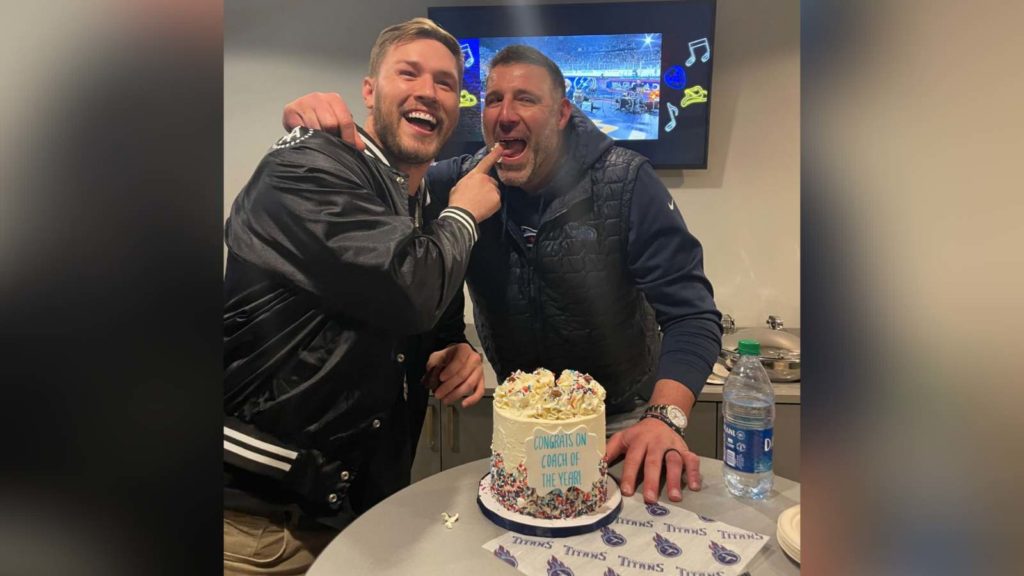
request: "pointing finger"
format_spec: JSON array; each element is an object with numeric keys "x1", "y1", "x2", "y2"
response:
[{"x1": 470, "y1": 141, "x2": 504, "y2": 175}]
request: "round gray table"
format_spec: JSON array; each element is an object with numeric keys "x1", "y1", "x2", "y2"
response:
[{"x1": 308, "y1": 457, "x2": 800, "y2": 575}]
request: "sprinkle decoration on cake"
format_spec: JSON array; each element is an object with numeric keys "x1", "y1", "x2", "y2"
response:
[{"x1": 490, "y1": 368, "x2": 608, "y2": 519}]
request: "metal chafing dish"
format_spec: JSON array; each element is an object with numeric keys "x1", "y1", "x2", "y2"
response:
[{"x1": 719, "y1": 315, "x2": 801, "y2": 382}]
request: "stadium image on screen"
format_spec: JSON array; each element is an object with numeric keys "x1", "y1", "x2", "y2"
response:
[{"x1": 460, "y1": 33, "x2": 662, "y2": 141}]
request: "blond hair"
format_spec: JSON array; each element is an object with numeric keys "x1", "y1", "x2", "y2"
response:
[{"x1": 368, "y1": 18, "x2": 463, "y2": 83}]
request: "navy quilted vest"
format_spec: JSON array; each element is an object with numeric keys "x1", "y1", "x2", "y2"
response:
[{"x1": 465, "y1": 146, "x2": 660, "y2": 412}]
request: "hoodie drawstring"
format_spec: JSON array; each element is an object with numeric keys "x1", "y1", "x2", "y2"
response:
[{"x1": 499, "y1": 188, "x2": 509, "y2": 248}]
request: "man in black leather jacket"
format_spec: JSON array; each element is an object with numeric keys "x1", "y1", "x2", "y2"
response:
[
  {"x1": 282, "y1": 45, "x2": 723, "y2": 512},
  {"x1": 223, "y1": 18, "x2": 503, "y2": 574}
]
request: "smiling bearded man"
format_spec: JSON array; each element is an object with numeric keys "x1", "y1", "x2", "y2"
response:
[
  {"x1": 222, "y1": 18, "x2": 504, "y2": 576},
  {"x1": 364, "y1": 26, "x2": 457, "y2": 165}
]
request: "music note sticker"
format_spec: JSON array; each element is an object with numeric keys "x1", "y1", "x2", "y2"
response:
[
  {"x1": 664, "y1": 102, "x2": 679, "y2": 133},
  {"x1": 685, "y1": 37, "x2": 711, "y2": 67},
  {"x1": 460, "y1": 43, "x2": 475, "y2": 69},
  {"x1": 663, "y1": 65, "x2": 686, "y2": 90}
]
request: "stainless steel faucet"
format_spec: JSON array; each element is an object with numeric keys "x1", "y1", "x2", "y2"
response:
[{"x1": 722, "y1": 314, "x2": 736, "y2": 334}]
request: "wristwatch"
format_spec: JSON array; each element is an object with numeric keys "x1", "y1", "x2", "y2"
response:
[{"x1": 640, "y1": 404, "x2": 688, "y2": 437}]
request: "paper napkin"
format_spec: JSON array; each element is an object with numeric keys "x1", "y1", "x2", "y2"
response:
[{"x1": 483, "y1": 498, "x2": 768, "y2": 576}]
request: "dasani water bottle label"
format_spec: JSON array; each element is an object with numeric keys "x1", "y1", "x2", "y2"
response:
[{"x1": 723, "y1": 423, "x2": 773, "y2": 474}]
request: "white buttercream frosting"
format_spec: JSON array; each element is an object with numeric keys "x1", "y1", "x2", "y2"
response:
[{"x1": 493, "y1": 368, "x2": 606, "y2": 420}]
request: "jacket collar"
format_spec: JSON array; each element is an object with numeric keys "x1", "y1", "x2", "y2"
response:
[
  {"x1": 357, "y1": 125, "x2": 393, "y2": 166},
  {"x1": 357, "y1": 125, "x2": 429, "y2": 203}
]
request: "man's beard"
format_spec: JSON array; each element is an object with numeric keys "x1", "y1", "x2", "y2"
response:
[
  {"x1": 373, "y1": 94, "x2": 443, "y2": 165},
  {"x1": 495, "y1": 154, "x2": 536, "y2": 189}
]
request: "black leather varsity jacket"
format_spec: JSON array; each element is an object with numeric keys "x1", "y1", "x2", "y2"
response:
[{"x1": 222, "y1": 126, "x2": 478, "y2": 519}]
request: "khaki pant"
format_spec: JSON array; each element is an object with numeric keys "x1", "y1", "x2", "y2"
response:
[{"x1": 223, "y1": 509, "x2": 337, "y2": 575}]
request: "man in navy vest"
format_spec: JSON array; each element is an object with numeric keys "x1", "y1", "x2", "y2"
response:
[{"x1": 281, "y1": 45, "x2": 722, "y2": 506}]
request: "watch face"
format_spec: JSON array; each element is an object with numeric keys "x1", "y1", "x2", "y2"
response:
[
  {"x1": 666, "y1": 407, "x2": 687, "y2": 428},
  {"x1": 644, "y1": 405, "x2": 687, "y2": 432}
]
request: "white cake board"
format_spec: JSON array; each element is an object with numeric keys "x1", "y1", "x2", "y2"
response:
[{"x1": 477, "y1": 473, "x2": 623, "y2": 538}]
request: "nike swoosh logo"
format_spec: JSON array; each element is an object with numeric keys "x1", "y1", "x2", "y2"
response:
[{"x1": 668, "y1": 199, "x2": 675, "y2": 210}]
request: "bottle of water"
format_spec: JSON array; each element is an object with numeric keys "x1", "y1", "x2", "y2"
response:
[{"x1": 722, "y1": 339, "x2": 775, "y2": 499}]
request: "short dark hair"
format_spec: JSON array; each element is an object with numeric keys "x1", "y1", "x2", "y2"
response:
[{"x1": 487, "y1": 45, "x2": 566, "y2": 98}]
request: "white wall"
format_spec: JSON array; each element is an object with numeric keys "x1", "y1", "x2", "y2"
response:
[
  {"x1": 225, "y1": 0, "x2": 800, "y2": 328},
  {"x1": 666, "y1": 0, "x2": 800, "y2": 327}
]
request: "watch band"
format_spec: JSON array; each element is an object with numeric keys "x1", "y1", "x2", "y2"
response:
[
  {"x1": 643, "y1": 404, "x2": 688, "y2": 427},
  {"x1": 639, "y1": 411, "x2": 687, "y2": 438}
]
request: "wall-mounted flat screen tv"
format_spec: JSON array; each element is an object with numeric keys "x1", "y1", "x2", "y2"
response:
[{"x1": 428, "y1": 0, "x2": 717, "y2": 169}]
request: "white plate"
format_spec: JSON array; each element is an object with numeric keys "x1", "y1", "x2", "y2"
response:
[
  {"x1": 712, "y1": 361, "x2": 730, "y2": 378},
  {"x1": 776, "y1": 504, "x2": 801, "y2": 563}
]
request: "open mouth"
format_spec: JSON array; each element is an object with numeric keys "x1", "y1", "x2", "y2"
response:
[
  {"x1": 498, "y1": 138, "x2": 527, "y2": 161},
  {"x1": 403, "y1": 110, "x2": 438, "y2": 134}
]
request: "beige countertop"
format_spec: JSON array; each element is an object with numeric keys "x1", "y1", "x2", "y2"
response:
[
  {"x1": 474, "y1": 352, "x2": 800, "y2": 405},
  {"x1": 697, "y1": 382, "x2": 801, "y2": 404},
  {"x1": 469, "y1": 322, "x2": 800, "y2": 403}
]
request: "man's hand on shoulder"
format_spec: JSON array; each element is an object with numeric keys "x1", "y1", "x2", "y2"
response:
[{"x1": 283, "y1": 92, "x2": 364, "y2": 151}]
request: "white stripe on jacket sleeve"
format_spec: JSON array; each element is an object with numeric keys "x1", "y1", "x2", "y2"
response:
[
  {"x1": 224, "y1": 426, "x2": 299, "y2": 460},
  {"x1": 224, "y1": 440, "x2": 293, "y2": 472},
  {"x1": 439, "y1": 207, "x2": 478, "y2": 243}
]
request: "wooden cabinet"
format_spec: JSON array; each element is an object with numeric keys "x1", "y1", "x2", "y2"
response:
[
  {"x1": 412, "y1": 396, "x2": 494, "y2": 483},
  {"x1": 685, "y1": 401, "x2": 719, "y2": 459},
  {"x1": 410, "y1": 399, "x2": 442, "y2": 482},
  {"x1": 773, "y1": 403, "x2": 800, "y2": 481},
  {"x1": 413, "y1": 329, "x2": 501, "y2": 483},
  {"x1": 442, "y1": 398, "x2": 494, "y2": 469}
]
